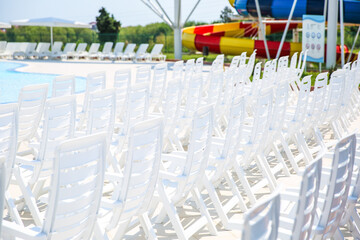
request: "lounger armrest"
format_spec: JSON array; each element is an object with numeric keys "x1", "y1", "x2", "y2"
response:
[
  {"x1": 159, "y1": 170, "x2": 185, "y2": 182},
  {"x1": 15, "y1": 156, "x2": 41, "y2": 166},
  {"x1": 105, "y1": 172, "x2": 124, "y2": 183},
  {"x1": 2, "y1": 220, "x2": 46, "y2": 240},
  {"x1": 101, "y1": 198, "x2": 123, "y2": 209}
]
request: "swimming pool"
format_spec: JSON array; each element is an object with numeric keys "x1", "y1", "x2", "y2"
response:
[{"x1": 0, "y1": 62, "x2": 86, "y2": 103}]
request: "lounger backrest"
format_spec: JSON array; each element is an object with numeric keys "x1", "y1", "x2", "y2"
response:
[
  {"x1": 18, "y1": 84, "x2": 49, "y2": 142},
  {"x1": 136, "y1": 43, "x2": 149, "y2": 56},
  {"x1": 35, "y1": 96, "x2": 76, "y2": 181},
  {"x1": 88, "y1": 43, "x2": 100, "y2": 54},
  {"x1": 151, "y1": 44, "x2": 163, "y2": 55},
  {"x1": 242, "y1": 190, "x2": 280, "y2": 240},
  {"x1": 316, "y1": 134, "x2": 355, "y2": 238},
  {"x1": 35, "y1": 43, "x2": 43, "y2": 53},
  {"x1": 0, "y1": 103, "x2": 18, "y2": 188},
  {"x1": 39, "y1": 43, "x2": 50, "y2": 53},
  {"x1": 229, "y1": 55, "x2": 240, "y2": 69},
  {"x1": 13, "y1": 43, "x2": 23, "y2": 53},
  {"x1": 113, "y1": 42, "x2": 125, "y2": 54},
  {"x1": 26, "y1": 43, "x2": 37, "y2": 53},
  {"x1": 52, "y1": 75, "x2": 76, "y2": 97},
  {"x1": 5, "y1": 43, "x2": 19, "y2": 54},
  {"x1": 42, "y1": 133, "x2": 106, "y2": 239},
  {"x1": 18, "y1": 42, "x2": 29, "y2": 53},
  {"x1": 0, "y1": 41, "x2": 7, "y2": 53},
  {"x1": 115, "y1": 118, "x2": 162, "y2": 220},
  {"x1": 102, "y1": 42, "x2": 113, "y2": 54},
  {"x1": 52, "y1": 41, "x2": 63, "y2": 52},
  {"x1": 63, "y1": 43, "x2": 76, "y2": 53},
  {"x1": 124, "y1": 43, "x2": 136, "y2": 54},
  {"x1": 178, "y1": 105, "x2": 213, "y2": 196},
  {"x1": 4, "y1": 43, "x2": 14, "y2": 53},
  {"x1": 76, "y1": 43, "x2": 87, "y2": 53}
]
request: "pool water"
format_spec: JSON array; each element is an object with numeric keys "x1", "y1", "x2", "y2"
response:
[{"x1": 0, "y1": 62, "x2": 86, "y2": 103}]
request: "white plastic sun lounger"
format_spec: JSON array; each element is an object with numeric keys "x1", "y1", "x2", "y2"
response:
[
  {"x1": 23, "y1": 42, "x2": 40, "y2": 59},
  {"x1": 52, "y1": 42, "x2": 75, "y2": 59},
  {"x1": 12, "y1": 42, "x2": 28, "y2": 59},
  {"x1": 144, "y1": 44, "x2": 166, "y2": 61},
  {"x1": 13, "y1": 42, "x2": 35, "y2": 60},
  {"x1": 62, "y1": 43, "x2": 87, "y2": 60},
  {"x1": 39, "y1": 41, "x2": 62, "y2": 59},
  {"x1": 79, "y1": 43, "x2": 100, "y2": 59},
  {"x1": 0, "y1": 41, "x2": 6, "y2": 53},
  {"x1": 109, "y1": 42, "x2": 125, "y2": 60},
  {"x1": 28, "y1": 42, "x2": 50, "y2": 59},
  {"x1": 99, "y1": 42, "x2": 113, "y2": 60},
  {"x1": 122, "y1": 43, "x2": 147, "y2": 61},
  {"x1": 0, "y1": 42, "x2": 21, "y2": 59},
  {"x1": 118, "y1": 43, "x2": 137, "y2": 61},
  {"x1": 134, "y1": 43, "x2": 152, "y2": 62}
]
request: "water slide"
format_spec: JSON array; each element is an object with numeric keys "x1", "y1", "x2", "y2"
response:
[{"x1": 182, "y1": 0, "x2": 359, "y2": 61}]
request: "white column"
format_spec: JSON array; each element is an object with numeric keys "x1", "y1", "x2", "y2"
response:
[
  {"x1": 339, "y1": 0, "x2": 345, "y2": 67},
  {"x1": 326, "y1": 0, "x2": 338, "y2": 68},
  {"x1": 174, "y1": 27, "x2": 182, "y2": 59},
  {"x1": 50, "y1": 26, "x2": 53, "y2": 49},
  {"x1": 174, "y1": 0, "x2": 182, "y2": 59}
]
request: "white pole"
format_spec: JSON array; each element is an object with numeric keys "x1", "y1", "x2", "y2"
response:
[
  {"x1": 276, "y1": 0, "x2": 298, "y2": 59},
  {"x1": 174, "y1": 0, "x2": 182, "y2": 59},
  {"x1": 339, "y1": 0, "x2": 345, "y2": 67},
  {"x1": 326, "y1": 0, "x2": 338, "y2": 68},
  {"x1": 50, "y1": 26, "x2": 53, "y2": 49},
  {"x1": 323, "y1": 0, "x2": 328, "y2": 20},
  {"x1": 348, "y1": 26, "x2": 360, "y2": 63},
  {"x1": 254, "y1": 0, "x2": 270, "y2": 60},
  {"x1": 184, "y1": 0, "x2": 201, "y2": 24}
]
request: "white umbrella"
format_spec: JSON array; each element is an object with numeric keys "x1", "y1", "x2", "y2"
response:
[
  {"x1": 0, "y1": 22, "x2": 11, "y2": 28},
  {"x1": 11, "y1": 17, "x2": 91, "y2": 47}
]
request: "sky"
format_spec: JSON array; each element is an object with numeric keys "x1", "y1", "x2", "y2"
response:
[{"x1": 0, "y1": 0, "x2": 232, "y2": 27}]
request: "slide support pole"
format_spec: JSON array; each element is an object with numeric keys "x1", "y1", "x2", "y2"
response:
[
  {"x1": 326, "y1": 0, "x2": 338, "y2": 68},
  {"x1": 254, "y1": 0, "x2": 270, "y2": 60},
  {"x1": 276, "y1": 0, "x2": 298, "y2": 59}
]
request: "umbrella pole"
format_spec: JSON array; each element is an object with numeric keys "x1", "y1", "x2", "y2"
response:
[{"x1": 50, "y1": 26, "x2": 53, "y2": 49}]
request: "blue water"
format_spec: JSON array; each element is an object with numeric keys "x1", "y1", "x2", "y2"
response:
[{"x1": 0, "y1": 62, "x2": 86, "y2": 103}]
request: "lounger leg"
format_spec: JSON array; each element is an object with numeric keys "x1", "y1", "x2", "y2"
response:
[
  {"x1": 232, "y1": 162, "x2": 257, "y2": 205},
  {"x1": 112, "y1": 219, "x2": 132, "y2": 240},
  {"x1": 139, "y1": 212, "x2": 158, "y2": 240},
  {"x1": 202, "y1": 175, "x2": 232, "y2": 230},
  {"x1": 333, "y1": 228, "x2": 344, "y2": 240},
  {"x1": 191, "y1": 187, "x2": 217, "y2": 236},
  {"x1": 93, "y1": 221, "x2": 110, "y2": 240},
  {"x1": 13, "y1": 167, "x2": 42, "y2": 226},
  {"x1": 271, "y1": 142, "x2": 291, "y2": 176},
  {"x1": 157, "y1": 182, "x2": 187, "y2": 240},
  {"x1": 351, "y1": 210, "x2": 360, "y2": 238},
  {"x1": 294, "y1": 133, "x2": 313, "y2": 164},
  {"x1": 256, "y1": 153, "x2": 277, "y2": 192},
  {"x1": 154, "y1": 206, "x2": 167, "y2": 224},
  {"x1": 5, "y1": 192, "x2": 23, "y2": 226},
  {"x1": 224, "y1": 171, "x2": 247, "y2": 212},
  {"x1": 279, "y1": 134, "x2": 300, "y2": 173}
]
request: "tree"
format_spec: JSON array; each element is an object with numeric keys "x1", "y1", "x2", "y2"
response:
[
  {"x1": 96, "y1": 7, "x2": 121, "y2": 43},
  {"x1": 220, "y1": 6, "x2": 233, "y2": 23}
]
